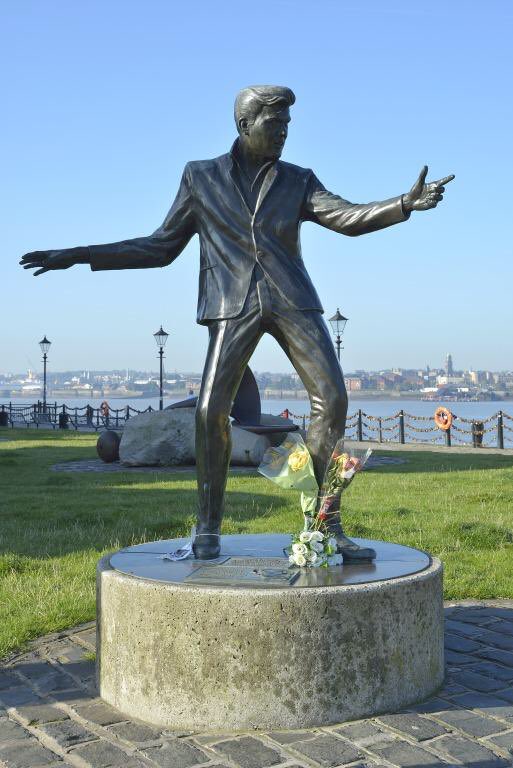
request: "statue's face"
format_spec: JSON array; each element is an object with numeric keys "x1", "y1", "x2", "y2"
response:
[{"x1": 241, "y1": 105, "x2": 290, "y2": 159}]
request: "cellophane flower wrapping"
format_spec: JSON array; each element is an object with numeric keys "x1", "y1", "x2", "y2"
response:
[
  {"x1": 258, "y1": 434, "x2": 337, "y2": 567},
  {"x1": 315, "y1": 439, "x2": 372, "y2": 528},
  {"x1": 258, "y1": 435, "x2": 372, "y2": 568}
]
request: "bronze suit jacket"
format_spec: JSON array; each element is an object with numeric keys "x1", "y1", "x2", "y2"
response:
[{"x1": 88, "y1": 145, "x2": 409, "y2": 324}]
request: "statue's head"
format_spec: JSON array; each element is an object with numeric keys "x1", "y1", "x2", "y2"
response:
[{"x1": 234, "y1": 85, "x2": 295, "y2": 160}]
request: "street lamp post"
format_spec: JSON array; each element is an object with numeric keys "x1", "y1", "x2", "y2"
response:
[
  {"x1": 39, "y1": 336, "x2": 51, "y2": 412},
  {"x1": 328, "y1": 309, "x2": 348, "y2": 363},
  {"x1": 153, "y1": 326, "x2": 169, "y2": 411}
]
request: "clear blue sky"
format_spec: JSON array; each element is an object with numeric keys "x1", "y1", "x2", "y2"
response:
[{"x1": 1, "y1": 1, "x2": 511, "y2": 375}]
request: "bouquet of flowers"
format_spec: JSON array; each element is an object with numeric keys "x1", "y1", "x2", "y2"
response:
[{"x1": 258, "y1": 434, "x2": 371, "y2": 568}]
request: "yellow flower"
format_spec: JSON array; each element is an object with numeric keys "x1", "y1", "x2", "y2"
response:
[{"x1": 288, "y1": 448, "x2": 309, "y2": 472}]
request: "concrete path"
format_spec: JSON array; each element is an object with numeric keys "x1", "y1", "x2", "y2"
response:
[
  {"x1": 3, "y1": 602, "x2": 513, "y2": 767},
  {"x1": 50, "y1": 455, "x2": 406, "y2": 474}
]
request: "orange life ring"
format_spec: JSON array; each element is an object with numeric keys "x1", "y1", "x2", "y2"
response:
[
  {"x1": 434, "y1": 406, "x2": 452, "y2": 431},
  {"x1": 100, "y1": 401, "x2": 110, "y2": 417}
]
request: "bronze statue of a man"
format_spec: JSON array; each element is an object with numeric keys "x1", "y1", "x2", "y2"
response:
[{"x1": 21, "y1": 85, "x2": 454, "y2": 561}]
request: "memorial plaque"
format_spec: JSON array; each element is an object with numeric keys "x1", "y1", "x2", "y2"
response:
[
  {"x1": 224, "y1": 557, "x2": 289, "y2": 568},
  {"x1": 185, "y1": 559, "x2": 299, "y2": 587}
]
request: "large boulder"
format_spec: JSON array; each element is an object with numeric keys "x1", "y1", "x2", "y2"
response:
[
  {"x1": 120, "y1": 409, "x2": 195, "y2": 466},
  {"x1": 119, "y1": 408, "x2": 271, "y2": 467}
]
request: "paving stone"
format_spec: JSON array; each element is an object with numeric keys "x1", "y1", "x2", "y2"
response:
[
  {"x1": 432, "y1": 707, "x2": 508, "y2": 737},
  {"x1": 58, "y1": 643, "x2": 92, "y2": 662},
  {"x1": 444, "y1": 649, "x2": 476, "y2": 665},
  {"x1": 53, "y1": 688, "x2": 94, "y2": 706},
  {"x1": 480, "y1": 629, "x2": 513, "y2": 651},
  {"x1": 494, "y1": 688, "x2": 513, "y2": 704},
  {"x1": 369, "y1": 741, "x2": 449, "y2": 766},
  {"x1": 435, "y1": 734, "x2": 509, "y2": 766},
  {"x1": 0, "y1": 738, "x2": 59, "y2": 767},
  {"x1": 267, "y1": 729, "x2": 317, "y2": 744},
  {"x1": 0, "y1": 717, "x2": 32, "y2": 740},
  {"x1": 15, "y1": 703, "x2": 69, "y2": 725},
  {"x1": 73, "y1": 740, "x2": 145, "y2": 768},
  {"x1": 107, "y1": 720, "x2": 162, "y2": 744},
  {"x1": 449, "y1": 609, "x2": 502, "y2": 626},
  {"x1": 469, "y1": 661, "x2": 513, "y2": 682},
  {"x1": 409, "y1": 697, "x2": 457, "y2": 714},
  {"x1": 73, "y1": 630, "x2": 97, "y2": 650},
  {"x1": 34, "y1": 672, "x2": 76, "y2": 694},
  {"x1": 142, "y1": 740, "x2": 210, "y2": 768},
  {"x1": 445, "y1": 618, "x2": 486, "y2": 637},
  {"x1": 451, "y1": 691, "x2": 513, "y2": 720},
  {"x1": 444, "y1": 633, "x2": 481, "y2": 653},
  {"x1": 73, "y1": 700, "x2": 126, "y2": 726},
  {"x1": 491, "y1": 622, "x2": 513, "y2": 637},
  {"x1": 38, "y1": 718, "x2": 97, "y2": 748},
  {"x1": 286, "y1": 733, "x2": 361, "y2": 767},
  {"x1": 0, "y1": 686, "x2": 42, "y2": 707},
  {"x1": 57, "y1": 660, "x2": 96, "y2": 682},
  {"x1": 376, "y1": 713, "x2": 448, "y2": 741},
  {"x1": 439, "y1": 682, "x2": 467, "y2": 695},
  {"x1": 15, "y1": 662, "x2": 55, "y2": 679},
  {"x1": 477, "y1": 646, "x2": 513, "y2": 666},
  {"x1": 451, "y1": 669, "x2": 508, "y2": 692},
  {"x1": 335, "y1": 721, "x2": 394, "y2": 747},
  {"x1": 487, "y1": 730, "x2": 513, "y2": 754},
  {"x1": 0, "y1": 672, "x2": 20, "y2": 689}
]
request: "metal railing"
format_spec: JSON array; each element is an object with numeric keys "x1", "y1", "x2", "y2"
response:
[
  {"x1": 0, "y1": 401, "x2": 154, "y2": 431},
  {"x1": 279, "y1": 407, "x2": 512, "y2": 450},
  {"x1": 1, "y1": 401, "x2": 512, "y2": 449}
]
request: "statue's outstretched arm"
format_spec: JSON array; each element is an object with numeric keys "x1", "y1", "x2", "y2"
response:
[
  {"x1": 20, "y1": 165, "x2": 196, "y2": 276},
  {"x1": 302, "y1": 166, "x2": 454, "y2": 237}
]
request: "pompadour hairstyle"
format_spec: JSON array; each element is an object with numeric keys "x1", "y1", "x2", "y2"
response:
[{"x1": 234, "y1": 85, "x2": 296, "y2": 127}]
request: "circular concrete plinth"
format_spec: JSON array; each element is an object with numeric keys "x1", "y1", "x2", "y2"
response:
[{"x1": 97, "y1": 535, "x2": 444, "y2": 731}]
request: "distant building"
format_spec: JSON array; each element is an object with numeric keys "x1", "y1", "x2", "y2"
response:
[
  {"x1": 445, "y1": 353, "x2": 454, "y2": 376},
  {"x1": 436, "y1": 375, "x2": 464, "y2": 386},
  {"x1": 345, "y1": 377, "x2": 363, "y2": 391}
]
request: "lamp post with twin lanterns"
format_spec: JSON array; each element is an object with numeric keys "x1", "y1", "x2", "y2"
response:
[
  {"x1": 39, "y1": 336, "x2": 51, "y2": 412},
  {"x1": 328, "y1": 309, "x2": 348, "y2": 363},
  {"x1": 153, "y1": 326, "x2": 169, "y2": 411}
]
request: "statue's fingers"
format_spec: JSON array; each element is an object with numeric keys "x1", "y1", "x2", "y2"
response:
[
  {"x1": 33, "y1": 267, "x2": 50, "y2": 276},
  {"x1": 435, "y1": 174, "x2": 455, "y2": 188},
  {"x1": 417, "y1": 165, "x2": 429, "y2": 186}
]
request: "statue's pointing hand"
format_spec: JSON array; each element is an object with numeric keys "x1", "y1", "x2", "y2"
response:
[
  {"x1": 402, "y1": 166, "x2": 455, "y2": 213},
  {"x1": 20, "y1": 246, "x2": 89, "y2": 276}
]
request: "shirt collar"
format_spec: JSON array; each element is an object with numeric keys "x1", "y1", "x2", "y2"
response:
[{"x1": 230, "y1": 140, "x2": 276, "y2": 191}]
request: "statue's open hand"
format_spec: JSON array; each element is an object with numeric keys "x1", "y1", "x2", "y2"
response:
[
  {"x1": 403, "y1": 166, "x2": 455, "y2": 213},
  {"x1": 20, "y1": 247, "x2": 88, "y2": 276}
]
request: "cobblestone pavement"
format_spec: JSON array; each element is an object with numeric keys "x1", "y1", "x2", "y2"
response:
[
  {"x1": 51, "y1": 456, "x2": 406, "y2": 474},
  {"x1": 3, "y1": 603, "x2": 513, "y2": 767}
]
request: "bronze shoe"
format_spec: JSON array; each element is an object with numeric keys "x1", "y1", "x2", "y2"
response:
[
  {"x1": 192, "y1": 533, "x2": 221, "y2": 560},
  {"x1": 326, "y1": 522, "x2": 376, "y2": 562}
]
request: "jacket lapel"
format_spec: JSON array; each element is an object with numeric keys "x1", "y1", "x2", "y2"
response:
[{"x1": 254, "y1": 163, "x2": 279, "y2": 215}]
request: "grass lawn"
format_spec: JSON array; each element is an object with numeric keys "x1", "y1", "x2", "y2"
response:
[{"x1": 1, "y1": 428, "x2": 513, "y2": 658}]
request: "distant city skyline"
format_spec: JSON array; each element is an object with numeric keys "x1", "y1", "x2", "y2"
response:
[{"x1": 2, "y1": 2, "x2": 511, "y2": 372}]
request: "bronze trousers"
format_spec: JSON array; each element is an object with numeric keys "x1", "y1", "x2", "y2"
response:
[{"x1": 195, "y1": 270, "x2": 348, "y2": 536}]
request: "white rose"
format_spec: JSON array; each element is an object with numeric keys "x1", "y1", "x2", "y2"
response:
[
  {"x1": 311, "y1": 541, "x2": 324, "y2": 553},
  {"x1": 289, "y1": 555, "x2": 296, "y2": 565},
  {"x1": 310, "y1": 531, "x2": 324, "y2": 542},
  {"x1": 292, "y1": 542, "x2": 307, "y2": 556},
  {"x1": 328, "y1": 554, "x2": 344, "y2": 566},
  {"x1": 299, "y1": 531, "x2": 313, "y2": 543},
  {"x1": 294, "y1": 553, "x2": 307, "y2": 567},
  {"x1": 342, "y1": 468, "x2": 356, "y2": 480},
  {"x1": 307, "y1": 550, "x2": 319, "y2": 564}
]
